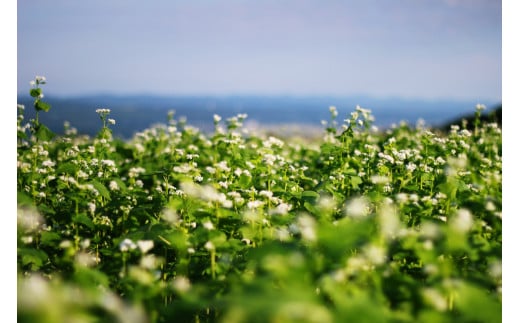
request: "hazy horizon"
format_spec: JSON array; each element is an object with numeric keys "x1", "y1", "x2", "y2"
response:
[
  {"x1": 16, "y1": 91, "x2": 502, "y2": 107},
  {"x1": 16, "y1": 91, "x2": 501, "y2": 140}
]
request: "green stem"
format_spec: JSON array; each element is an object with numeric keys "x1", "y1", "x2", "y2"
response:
[
  {"x1": 210, "y1": 249, "x2": 216, "y2": 280},
  {"x1": 122, "y1": 253, "x2": 127, "y2": 277},
  {"x1": 448, "y1": 291, "x2": 454, "y2": 311}
]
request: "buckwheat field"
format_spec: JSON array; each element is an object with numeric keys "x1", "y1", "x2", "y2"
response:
[{"x1": 17, "y1": 77, "x2": 502, "y2": 322}]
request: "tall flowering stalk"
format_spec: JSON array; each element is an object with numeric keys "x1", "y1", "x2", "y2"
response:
[
  {"x1": 96, "y1": 108, "x2": 115, "y2": 139},
  {"x1": 28, "y1": 76, "x2": 55, "y2": 141}
]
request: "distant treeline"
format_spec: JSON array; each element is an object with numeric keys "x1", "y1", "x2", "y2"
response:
[{"x1": 438, "y1": 105, "x2": 501, "y2": 132}]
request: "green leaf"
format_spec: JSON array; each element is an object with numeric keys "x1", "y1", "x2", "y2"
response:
[
  {"x1": 35, "y1": 100, "x2": 51, "y2": 112},
  {"x1": 303, "y1": 201, "x2": 319, "y2": 215},
  {"x1": 74, "y1": 267, "x2": 110, "y2": 288},
  {"x1": 455, "y1": 282, "x2": 502, "y2": 323},
  {"x1": 420, "y1": 173, "x2": 434, "y2": 186},
  {"x1": 318, "y1": 218, "x2": 374, "y2": 259},
  {"x1": 17, "y1": 191, "x2": 35, "y2": 207},
  {"x1": 336, "y1": 291, "x2": 388, "y2": 323},
  {"x1": 73, "y1": 213, "x2": 94, "y2": 230},
  {"x1": 34, "y1": 124, "x2": 55, "y2": 141},
  {"x1": 57, "y1": 162, "x2": 79, "y2": 175},
  {"x1": 343, "y1": 168, "x2": 358, "y2": 176},
  {"x1": 30, "y1": 88, "x2": 42, "y2": 98},
  {"x1": 438, "y1": 180, "x2": 459, "y2": 201},
  {"x1": 239, "y1": 174, "x2": 251, "y2": 187},
  {"x1": 17, "y1": 129, "x2": 28, "y2": 140},
  {"x1": 112, "y1": 178, "x2": 128, "y2": 192},
  {"x1": 157, "y1": 231, "x2": 188, "y2": 251},
  {"x1": 302, "y1": 191, "x2": 320, "y2": 199},
  {"x1": 417, "y1": 310, "x2": 449, "y2": 323},
  {"x1": 89, "y1": 180, "x2": 111, "y2": 200},
  {"x1": 37, "y1": 203, "x2": 56, "y2": 215},
  {"x1": 349, "y1": 176, "x2": 363, "y2": 189},
  {"x1": 19, "y1": 248, "x2": 48, "y2": 270},
  {"x1": 321, "y1": 144, "x2": 338, "y2": 157},
  {"x1": 39, "y1": 231, "x2": 62, "y2": 246},
  {"x1": 208, "y1": 230, "x2": 228, "y2": 248}
]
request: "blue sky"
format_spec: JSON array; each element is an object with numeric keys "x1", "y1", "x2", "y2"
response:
[{"x1": 15, "y1": 0, "x2": 501, "y2": 101}]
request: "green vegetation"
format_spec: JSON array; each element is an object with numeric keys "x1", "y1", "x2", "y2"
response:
[{"x1": 17, "y1": 77, "x2": 501, "y2": 322}]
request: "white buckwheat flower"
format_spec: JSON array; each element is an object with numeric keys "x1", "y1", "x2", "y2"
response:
[
  {"x1": 101, "y1": 159, "x2": 116, "y2": 168},
  {"x1": 203, "y1": 221, "x2": 215, "y2": 230},
  {"x1": 109, "y1": 180, "x2": 119, "y2": 191},
  {"x1": 137, "y1": 240, "x2": 154, "y2": 253},
  {"x1": 406, "y1": 163, "x2": 417, "y2": 172},
  {"x1": 42, "y1": 160, "x2": 55, "y2": 168},
  {"x1": 87, "y1": 202, "x2": 96, "y2": 215},
  {"x1": 204, "y1": 241, "x2": 215, "y2": 251},
  {"x1": 95, "y1": 108, "x2": 111, "y2": 114},
  {"x1": 422, "y1": 288, "x2": 447, "y2": 311},
  {"x1": 451, "y1": 208, "x2": 473, "y2": 233},
  {"x1": 35, "y1": 75, "x2": 47, "y2": 83},
  {"x1": 329, "y1": 106, "x2": 338, "y2": 118},
  {"x1": 345, "y1": 196, "x2": 369, "y2": 219},
  {"x1": 247, "y1": 200, "x2": 265, "y2": 209},
  {"x1": 297, "y1": 215, "x2": 317, "y2": 242},
  {"x1": 119, "y1": 238, "x2": 137, "y2": 252},
  {"x1": 370, "y1": 175, "x2": 390, "y2": 185},
  {"x1": 173, "y1": 276, "x2": 191, "y2": 293},
  {"x1": 270, "y1": 203, "x2": 292, "y2": 215}
]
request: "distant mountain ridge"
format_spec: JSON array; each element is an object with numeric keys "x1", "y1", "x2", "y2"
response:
[
  {"x1": 17, "y1": 94, "x2": 500, "y2": 139},
  {"x1": 439, "y1": 105, "x2": 502, "y2": 132}
]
